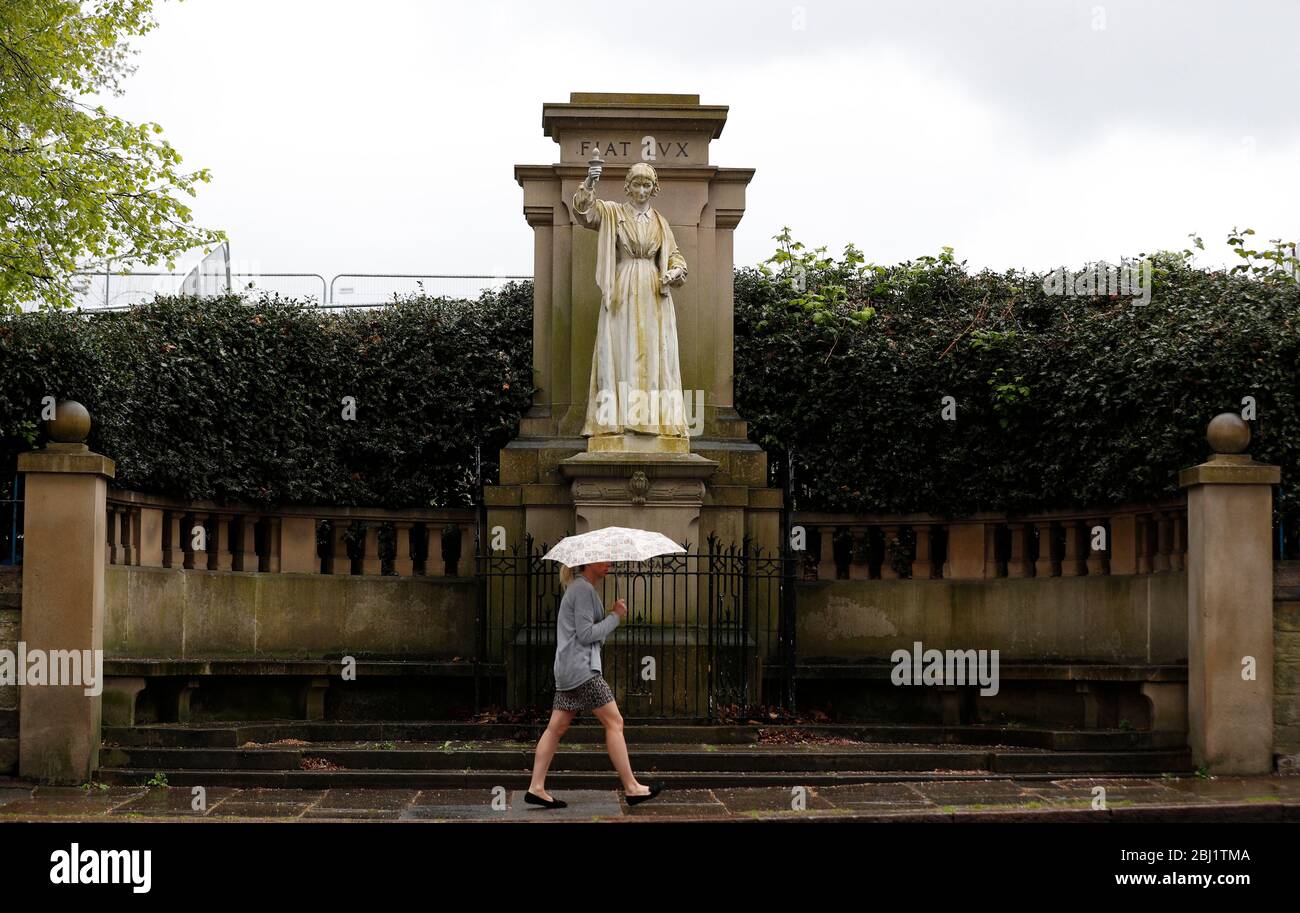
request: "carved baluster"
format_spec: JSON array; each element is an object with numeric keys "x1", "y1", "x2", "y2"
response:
[
  {"x1": 393, "y1": 521, "x2": 414, "y2": 576},
  {"x1": 878, "y1": 525, "x2": 900, "y2": 579},
  {"x1": 235, "y1": 514, "x2": 259, "y2": 572},
  {"x1": 118, "y1": 505, "x2": 132, "y2": 565},
  {"x1": 847, "y1": 526, "x2": 869, "y2": 580},
  {"x1": 184, "y1": 512, "x2": 205, "y2": 570},
  {"x1": 1085, "y1": 517, "x2": 1108, "y2": 576},
  {"x1": 106, "y1": 505, "x2": 119, "y2": 565},
  {"x1": 1135, "y1": 513, "x2": 1153, "y2": 575},
  {"x1": 163, "y1": 510, "x2": 184, "y2": 568},
  {"x1": 911, "y1": 524, "x2": 933, "y2": 579},
  {"x1": 1033, "y1": 521, "x2": 1058, "y2": 577},
  {"x1": 1061, "y1": 521, "x2": 1087, "y2": 576},
  {"x1": 124, "y1": 506, "x2": 139, "y2": 566},
  {"x1": 1153, "y1": 510, "x2": 1172, "y2": 573},
  {"x1": 984, "y1": 523, "x2": 1003, "y2": 578},
  {"x1": 458, "y1": 522, "x2": 474, "y2": 577},
  {"x1": 1006, "y1": 522, "x2": 1030, "y2": 578},
  {"x1": 361, "y1": 523, "x2": 382, "y2": 575},
  {"x1": 411, "y1": 523, "x2": 428, "y2": 576},
  {"x1": 332, "y1": 520, "x2": 353, "y2": 575},
  {"x1": 1170, "y1": 509, "x2": 1186, "y2": 571},
  {"x1": 816, "y1": 525, "x2": 836, "y2": 581},
  {"x1": 211, "y1": 513, "x2": 234, "y2": 571},
  {"x1": 264, "y1": 516, "x2": 281, "y2": 573}
]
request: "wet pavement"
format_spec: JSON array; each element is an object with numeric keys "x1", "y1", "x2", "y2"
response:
[{"x1": 1, "y1": 774, "x2": 1298, "y2": 822}]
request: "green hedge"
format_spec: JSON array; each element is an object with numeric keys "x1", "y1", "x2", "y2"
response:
[
  {"x1": 0, "y1": 285, "x2": 535, "y2": 507},
  {"x1": 2, "y1": 238, "x2": 1297, "y2": 524},
  {"x1": 734, "y1": 237, "x2": 1300, "y2": 520}
]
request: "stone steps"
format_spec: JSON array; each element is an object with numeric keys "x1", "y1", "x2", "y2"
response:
[
  {"x1": 96, "y1": 721, "x2": 1193, "y2": 788},
  {"x1": 102, "y1": 744, "x2": 1191, "y2": 773},
  {"x1": 101, "y1": 721, "x2": 1188, "y2": 751},
  {"x1": 93, "y1": 759, "x2": 1193, "y2": 790}
]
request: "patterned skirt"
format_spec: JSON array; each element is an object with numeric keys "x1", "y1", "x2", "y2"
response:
[{"x1": 553, "y1": 673, "x2": 615, "y2": 712}]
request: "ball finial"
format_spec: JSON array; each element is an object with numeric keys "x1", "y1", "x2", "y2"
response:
[
  {"x1": 43, "y1": 399, "x2": 91, "y2": 444},
  {"x1": 1206, "y1": 412, "x2": 1250, "y2": 454}
]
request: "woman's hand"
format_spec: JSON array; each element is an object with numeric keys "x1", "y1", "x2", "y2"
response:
[
  {"x1": 611, "y1": 598, "x2": 627, "y2": 619},
  {"x1": 664, "y1": 266, "x2": 686, "y2": 288}
]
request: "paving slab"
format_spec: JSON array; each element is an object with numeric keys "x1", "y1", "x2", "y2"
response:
[
  {"x1": 236, "y1": 788, "x2": 328, "y2": 803},
  {"x1": 1160, "y1": 775, "x2": 1300, "y2": 800},
  {"x1": 910, "y1": 779, "x2": 1047, "y2": 806},
  {"x1": 711, "y1": 786, "x2": 836, "y2": 812},
  {"x1": 313, "y1": 788, "x2": 420, "y2": 811},
  {"x1": 401, "y1": 804, "x2": 500, "y2": 821},
  {"x1": 0, "y1": 787, "x2": 33, "y2": 808},
  {"x1": 814, "y1": 783, "x2": 933, "y2": 808},
  {"x1": 1045, "y1": 778, "x2": 1201, "y2": 806},
  {"x1": 0, "y1": 776, "x2": 1294, "y2": 822},
  {"x1": 0, "y1": 797, "x2": 140, "y2": 817},
  {"x1": 619, "y1": 787, "x2": 721, "y2": 806},
  {"x1": 208, "y1": 801, "x2": 312, "y2": 819},
  {"x1": 413, "y1": 788, "x2": 497, "y2": 805},
  {"x1": 623, "y1": 804, "x2": 731, "y2": 818},
  {"x1": 111, "y1": 787, "x2": 241, "y2": 815},
  {"x1": 502, "y1": 789, "x2": 625, "y2": 820},
  {"x1": 305, "y1": 807, "x2": 406, "y2": 820}
]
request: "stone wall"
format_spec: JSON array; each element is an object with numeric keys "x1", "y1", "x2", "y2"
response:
[
  {"x1": 0, "y1": 567, "x2": 18, "y2": 774},
  {"x1": 105, "y1": 566, "x2": 476, "y2": 660},
  {"x1": 796, "y1": 572, "x2": 1188, "y2": 663},
  {"x1": 1277, "y1": 561, "x2": 1300, "y2": 769}
]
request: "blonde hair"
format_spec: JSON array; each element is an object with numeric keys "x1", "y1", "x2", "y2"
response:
[{"x1": 559, "y1": 563, "x2": 587, "y2": 588}]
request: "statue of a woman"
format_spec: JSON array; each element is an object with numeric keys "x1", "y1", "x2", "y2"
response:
[{"x1": 572, "y1": 159, "x2": 690, "y2": 443}]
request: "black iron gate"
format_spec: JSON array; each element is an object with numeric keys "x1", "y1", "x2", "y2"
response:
[{"x1": 473, "y1": 532, "x2": 796, "y2": 721}]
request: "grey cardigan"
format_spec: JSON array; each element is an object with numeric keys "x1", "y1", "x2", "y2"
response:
[{"x1": 553, "y1": 574, "x2": 621, "y2": 691}]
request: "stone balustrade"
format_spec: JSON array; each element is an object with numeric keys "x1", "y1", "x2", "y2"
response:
[
  {"x1": 792, "y1": 500, "x2": 1187, "y2": 581},
  {"x1": 104, "y1": 490, "x2": 478, "y2": 578}
]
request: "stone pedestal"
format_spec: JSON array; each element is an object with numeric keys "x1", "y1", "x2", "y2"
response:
[
  {"x1": 560, "y1": 451, "x2": 718, "y2": 547},
  {"x1": 1179, "y1": 425, "x2": 1280, "y2": 774},
  {"x1": 17, "y1": 442, "x2": 115, "y2": 783}
]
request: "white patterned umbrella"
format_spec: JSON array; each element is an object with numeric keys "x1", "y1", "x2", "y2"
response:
[{"x1": 541, "y1": 526, "x2": 685, "y2": 566}]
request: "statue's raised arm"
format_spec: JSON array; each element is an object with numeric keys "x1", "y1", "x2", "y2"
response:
[{"x1": 572, "y1": 146, "x2": 604, "y2": 228}]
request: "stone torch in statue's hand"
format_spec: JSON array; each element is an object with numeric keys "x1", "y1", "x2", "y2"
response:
[{"x1": 584, "y1": 142, "x2": 603, "y2": 190}]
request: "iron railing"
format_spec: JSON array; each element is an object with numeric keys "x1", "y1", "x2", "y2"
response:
[
  {"x1": 475, "y1": 532, "x2": 796, "y2": 722},
  {"x1": 1, "y1": 475, "x2": 22, "y2": 566}
]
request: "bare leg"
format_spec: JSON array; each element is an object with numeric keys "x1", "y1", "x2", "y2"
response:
[
  {"x1": 529, "y1": 708, "x2": 575, "y2": 801},
  {"x1": 592, "y1": 700, "x2": 649, "y2": 795}
]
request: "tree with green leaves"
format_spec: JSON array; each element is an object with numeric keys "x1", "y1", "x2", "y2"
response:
[{"x1": 0, "y1": 0, "x2": 224, "y2": 312}]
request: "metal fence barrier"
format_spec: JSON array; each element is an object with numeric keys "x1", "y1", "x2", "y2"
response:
[
  {"x1": 328, "y1": 274, "x2": 531, "y2": 307},
  {"x1": 61, "y1": 271, "x2": 529, "y2": 310}
]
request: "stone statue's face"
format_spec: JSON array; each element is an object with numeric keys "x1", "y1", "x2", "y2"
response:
[{"x1": 627, "y1": 175, "x2": 655, "y2": 204}]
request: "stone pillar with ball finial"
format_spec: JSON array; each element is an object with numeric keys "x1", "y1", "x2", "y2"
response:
[
  {"x1": 16, "y1": 400, "x2": 115, "y2": 783},
  {"x1": 1178, "y1": 412, "x2": 1281, "y2": 774}
]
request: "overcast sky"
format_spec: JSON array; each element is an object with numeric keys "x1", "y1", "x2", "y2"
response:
[{"x1": 99, "y1": 0, "x2": 1300, "y2": 283}]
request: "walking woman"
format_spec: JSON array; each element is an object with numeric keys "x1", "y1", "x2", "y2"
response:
[{"x1": 525, "y1": 560, "x2": 665, "y2": 808}]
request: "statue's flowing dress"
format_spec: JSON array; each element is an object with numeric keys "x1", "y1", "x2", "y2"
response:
[{"x1": 572, "y1": 192, "x2": 689, "y2": 438}]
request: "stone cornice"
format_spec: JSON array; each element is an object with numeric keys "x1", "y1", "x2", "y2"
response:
[
  {"x1": 1179, "y1": 454, "x2": 1282, "y2": 487},
  {"x1": 515, "y1": 164, "x2": 755, "y2": 185}
]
